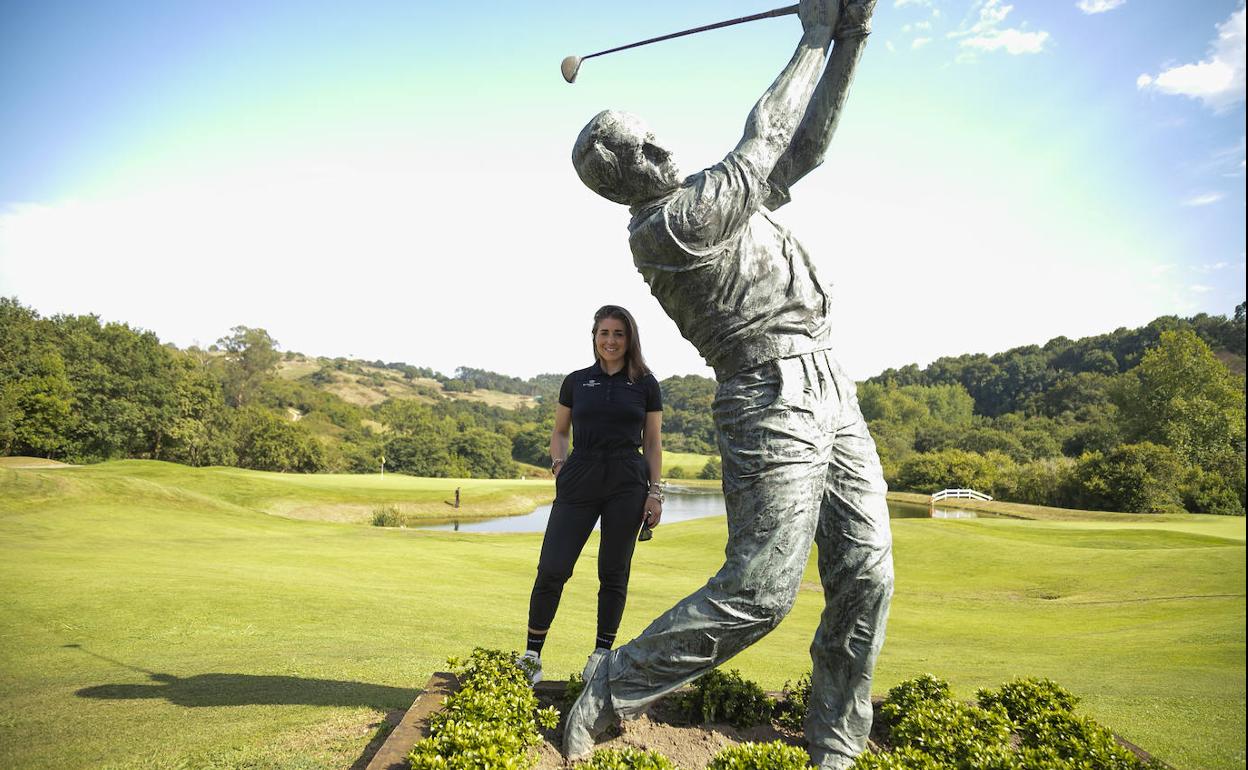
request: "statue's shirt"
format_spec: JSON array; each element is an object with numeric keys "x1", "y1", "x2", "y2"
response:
[{"x1": 628, "y1": 152, "x2": 832, "y2": 378}]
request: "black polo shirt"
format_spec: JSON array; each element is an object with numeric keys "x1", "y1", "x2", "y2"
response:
[{"x1": 558, "y1": 362, "x2": 662, "y2": 452}]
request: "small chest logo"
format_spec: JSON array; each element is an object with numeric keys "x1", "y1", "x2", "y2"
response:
[{"x1": 583, "y1": 379, "x2": 601, "y2": 388}]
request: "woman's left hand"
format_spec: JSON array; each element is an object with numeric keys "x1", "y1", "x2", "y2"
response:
[{"x1": 643, "y1": 497, "x2": 663, "y2": 528}]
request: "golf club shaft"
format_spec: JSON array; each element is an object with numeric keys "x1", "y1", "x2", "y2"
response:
[{"x1": 583, "y1": 4, "x2": 800, "y2": 62}]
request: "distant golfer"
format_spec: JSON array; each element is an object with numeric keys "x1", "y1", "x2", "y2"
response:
[
  {"x1": 564, "y1": 0, "x2": 890, "y2": 767},
  {"x1": 519, "y1": 305, "x2": 664, "y2": 686}
]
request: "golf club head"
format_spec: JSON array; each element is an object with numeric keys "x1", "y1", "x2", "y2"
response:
[{"x1": 561, "y1": 55, "x2": 582, "y2": 83}]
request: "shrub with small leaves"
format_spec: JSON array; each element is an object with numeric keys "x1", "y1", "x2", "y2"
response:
[
  {"x1": 1019, "y1": 710, "x2": 1155, "y2": 770},
  {"x1": 707, "y1": 741, "x2": 809, "y2": 770},
  {"x1": 578, "y1": 747, "x2": 679, "y2": 770},
  {"x1": 672, "y1": 668, "x2": 776, "y2": 729},
  {"x1": 409, "y1": 648, "x2": 559, "y2": 770},
  {"x1": 880, "y1": 674, "x2": 953, "y2": 727},
  {"x1": 565, "y1": 671, "x2": 585, "y2": 710},
  {"x1": 888, "y1": 698, "x2": 1013, "y2": 767},
  {"x1": 774, "y1": 673, "x2": 811, "y2": 731},
  {"x1": 850, "y1": 745, "x2": 944, "y2": 769},
  {"x1": 976, "y1": 677, "x2": 1080, "y2": 727}
]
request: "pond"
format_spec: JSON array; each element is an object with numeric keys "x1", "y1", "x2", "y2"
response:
[{"x1": 412, "y1": 489, "x2": 981, "y2": 533}]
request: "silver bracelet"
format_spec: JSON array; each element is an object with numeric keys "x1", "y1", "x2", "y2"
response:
[{"x1": 647, "y1": 482, "x2": 664, "y2": 503}]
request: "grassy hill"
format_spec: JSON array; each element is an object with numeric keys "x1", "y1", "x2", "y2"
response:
[
  {"x1": 276, "y1": 355, "x2": 537, "y2": 411},
  {"x1": 0, "y1": 461, "x2": 1243, "y2": 769}
]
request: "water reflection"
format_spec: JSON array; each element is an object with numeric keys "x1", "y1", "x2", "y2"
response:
[{"x1": 412, "y1": 491, "x2": 973, "y2": 533}]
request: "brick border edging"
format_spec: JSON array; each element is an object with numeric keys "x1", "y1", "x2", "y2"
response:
[{"x1": 364, "y1": 672, "x2": 460, "y2": 770}]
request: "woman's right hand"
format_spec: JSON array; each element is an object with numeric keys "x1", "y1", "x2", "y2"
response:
[{"x1": 552, "y1": 459, "x2": 565, "y2": 477}]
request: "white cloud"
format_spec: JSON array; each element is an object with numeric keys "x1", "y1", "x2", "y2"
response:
[
  {"x1": 962, "y1": 27, "x2": 1049, "y2": 54},
  {"x1": 1212, "y1": 138, "x2": 1247, "y2": 178},
  {"x1": 951, "y1": 0, "x2": 1050, "y2": 57},
  {"x1": 1137, "y1": 4, "x2": 1246, "y2": 112},
  {"x1": 1077, "y1": 0, "x2": 1125, "y2": 14},
  {"x1": 1189, "y1": 284, "x2": 1213, "y2": 293},
  {"x1": 1182, "y1": 192, "x2": 1225, "y2": 206},
  {"x1": 895, "y1": 0, "x2": 934, "y2": 6},
  {"x1": 912, "y1": 37, "x2": 933, "y2": 49},
  {"x1": 1196, "y1": 261, "x2": 1230, "y2": 273}
]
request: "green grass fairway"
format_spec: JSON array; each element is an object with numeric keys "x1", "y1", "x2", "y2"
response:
[
  {"x1": 663, "y1": 451, "x2": 716, "y2": 477},
  {"x1": 0, "y1": 462, "x2": 1243, "y2": 769},
  {"x1": 11, "y1": 459, "x2": 557, "y2": 524}
]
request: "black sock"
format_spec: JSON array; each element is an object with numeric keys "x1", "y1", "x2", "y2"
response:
[
  {"x1": 526, "y1": 631, "x2": 547, "y2": 655},
  {"x1": 595, "y1": 631, "x2": 616, "y2": 650}
]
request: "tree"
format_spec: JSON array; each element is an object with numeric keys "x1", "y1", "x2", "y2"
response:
[
  {"x1": 1182, "y1": 466, "x2": 1243, "y2": 515},
  {"x1": 54, "y1": 314, "x2": 179, "y2": 461},
  {"x1": 234, "y1": 407, "x2": 325, "y2": 472},
  {"x1": 1114, "y1": 329, "x2": 1245, "y2": 471},
  {"x1": 216, "y1": 326, "x2": 281, "y2": 407},
  {"x1": 1065, "y1": 443, "x2": 1186, "y2": 513},
  {"x1": 159, "y1": 354, "x2": 236, "y2": 467},
  {"x1": 6, "y1": 351, "x2": 74, "y2": 457},
  {"x1": 450, "y1": 428, "x2": 517, "y2": 478},
  {"x1": 512, "y1": 424, "x2": 552, "y2": 467},
  {"x1": 896, "y1": 449, "x2": 1014, "y2": 497},
  {"x1": 385, "y1": 433, "x2": 456, "y2": 477},
  {"x1": 1012, "y1": 458, "x2": 1075, "y2": 506},
  {"x1": 660, "y1": 375, "x2": 717, "y2": 453},
  {"x1": 1039, "y1": 372, "x2": 1115, "y2": 418},
  {"x1": 0, "y1": 299, "x2": 73, "y2": 457}
]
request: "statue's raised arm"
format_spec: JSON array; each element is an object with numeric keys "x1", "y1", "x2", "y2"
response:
[
  {"x1": 765, "y1": 0, "x2": 877, "y2": 210},
  {"x1": 732, "y1": 0, "x2": 838, "y2": 177}
]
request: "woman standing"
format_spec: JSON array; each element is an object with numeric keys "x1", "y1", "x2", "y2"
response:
[{"x1": 520, "y1": 305, "x2": 664, "y2": 684}]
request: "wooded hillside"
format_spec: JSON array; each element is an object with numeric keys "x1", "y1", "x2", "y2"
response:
[{"x1": 2, "y1": 297, "x2": 1242, "y2": 513}]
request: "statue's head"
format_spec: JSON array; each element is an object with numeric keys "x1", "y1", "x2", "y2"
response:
[{"x1": 573, "y1": 110, "x2": 681, "y2": 206}]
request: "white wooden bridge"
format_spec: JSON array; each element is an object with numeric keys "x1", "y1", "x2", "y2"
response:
[
  {"x1": 930, "y1": 488, "x2": 993, "y2": 503},
  {"x1": 927, "y1": 488, "x2": 992, "y2": 518}
]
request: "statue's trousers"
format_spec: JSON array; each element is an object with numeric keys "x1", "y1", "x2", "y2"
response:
[{"x1": 607, "y1": 349, "x2": 894, "y2": 762}]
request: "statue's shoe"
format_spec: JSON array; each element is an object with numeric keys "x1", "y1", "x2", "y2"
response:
[
  {"x1": 809, "y1": 747, "x2": 856, "y2": 770},
  {"x1": 562, "y1": 649, "x2": 615, "y2": 759}
]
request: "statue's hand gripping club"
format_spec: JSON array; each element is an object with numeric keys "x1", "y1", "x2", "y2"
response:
[{"x1": 834, "y1": 0, "x2": 878, "y2": 39}]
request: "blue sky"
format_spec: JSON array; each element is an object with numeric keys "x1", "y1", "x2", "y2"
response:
[{"x1": 1, "y1": 0, "x2": 1243, "y2": 380}]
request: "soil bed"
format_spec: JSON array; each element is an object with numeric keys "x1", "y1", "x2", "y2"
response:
[{"x1": 528, "y1": 682, "x2": 852, "y2": 770}]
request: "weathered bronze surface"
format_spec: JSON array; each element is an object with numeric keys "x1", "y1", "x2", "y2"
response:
[{"x1": 565, "y1": 1, "x2": 889, "y2": 768}]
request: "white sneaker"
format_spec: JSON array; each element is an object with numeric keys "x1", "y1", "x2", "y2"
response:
[{"x1": 518, "y1": 650, "x2": 543, "y2": 685}]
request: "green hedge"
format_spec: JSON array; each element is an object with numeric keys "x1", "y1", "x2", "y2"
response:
[
  {"x1": 408, "y1": 648, "x2": 558, "y2": 770},
  {"x1": 407, "y1": 656, "x2": 1160, "y2": 770}
]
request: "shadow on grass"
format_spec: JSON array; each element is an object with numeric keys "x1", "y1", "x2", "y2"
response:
[
  {"x1": 76, "y1": 671, "x2": 416, "y2": 708},
  {"x1": 67, "y1": 643, "x2": 417, "y2": 709}
]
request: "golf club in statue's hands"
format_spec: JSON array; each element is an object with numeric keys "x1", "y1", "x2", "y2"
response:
[{"x1": 561, "y1": 3, "x2": 799, "y2": 83}]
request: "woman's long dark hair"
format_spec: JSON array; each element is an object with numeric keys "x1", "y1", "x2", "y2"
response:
[{"x1": 592, "y1": 305, "x2": 652, "y2": 383}]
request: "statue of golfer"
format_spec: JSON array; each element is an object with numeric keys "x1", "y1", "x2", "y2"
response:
[{"x1": 564, "y1": 0, "x2": 890, "y2": 767}]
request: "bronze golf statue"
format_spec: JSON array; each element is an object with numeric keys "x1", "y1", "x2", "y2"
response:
[{"x1": 563, "y1": 0, "x2": 891, "y2": 767}]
